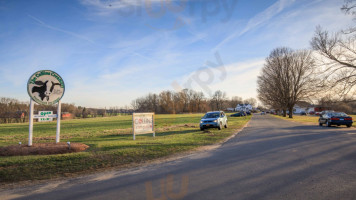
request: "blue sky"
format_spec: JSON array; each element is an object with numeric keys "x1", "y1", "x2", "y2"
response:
[{"x1": 0, "y1": 0, "x2": 353, "y2": 108}]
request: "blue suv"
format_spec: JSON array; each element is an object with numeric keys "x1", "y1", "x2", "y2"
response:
[{"x1": 200, "y1": 111, "x2": 228, "y2": 131}]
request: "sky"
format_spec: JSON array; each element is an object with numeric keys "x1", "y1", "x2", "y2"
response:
[{"x1": 0, "y1": 0, "x2": 354, "y2": 108}]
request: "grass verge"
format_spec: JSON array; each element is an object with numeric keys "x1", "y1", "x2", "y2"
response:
[
  {"x1": 0, "y1": 114, "x2": 251, "y2": 183},
  {"x1": 271, "y1": 114, "x2": 356, "y2": 127}
]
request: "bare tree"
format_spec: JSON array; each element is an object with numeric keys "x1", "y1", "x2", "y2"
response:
[
  {"x1": 159, "y1": 90, "x2": 174, "y2": 114},
  {"x1": 243, "y1": 98, "x2": 257, "y2": 107},
  {"x1": 257, "y1": 47, "x2": 317, "y2": 118},
  {"x1": 311, "y1": 27, "x2": 356, "y2": 97},
  {"x1": 147, "y1": 93, "x2": 160, "y2": 113},
  {"x1": 342, "y1": 0, "x2": 356, "y2": 33},
  {"x1": 179, "y1": 89, "x2": 191, "y2": 113},
  {"x1": 189, "y1": 90, "x2": 205, "y2": 113},
  {"x1": 228, "y1": 96, "x2": 243, "y2": 108},
  {"x1": 310, "y1": 1, "x2": 356, "y2": 99},
  {"x1": 210, "y1": 90, "x2": 227, "y2": 111}
]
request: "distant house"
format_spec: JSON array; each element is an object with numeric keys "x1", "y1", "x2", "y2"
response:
[
  {"x1": 293, "y1": 101, "x2": 313, "y2": 114},
  {"x1": 226, "y1": 108, "x2": 235, "y2": 112},
  {"x1": 235, "y1": 104, "x2": 253, "y2": 112},
  {"x1": 293, "y1": 105, "x2": 307, "y2": 114}
]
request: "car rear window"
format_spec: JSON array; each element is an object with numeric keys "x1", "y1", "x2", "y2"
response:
[{"x1": 331, "y1": 112, "x2": 348, "y2": 117}]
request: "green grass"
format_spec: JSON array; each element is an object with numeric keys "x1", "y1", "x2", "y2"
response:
[
  {"x1": 272, "y1": 114, "x2": 356, "y2": 127},
  {"x1": 0, "y1": 114, "x2": 251, "y2": 183}
]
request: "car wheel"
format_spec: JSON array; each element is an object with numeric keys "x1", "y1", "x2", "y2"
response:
[
  {"x1": 319, "y1": 120, "x2": 323, "y2": 126},
  {"x1": 218, "y1": 123, "x2": 222, "y2": 130},
  {"x1": 224, "y1": 122, "x2": 228, "y2": 128},
  {"x1": 200, "y1": 127, "x2": 204, "y2": 131},
  {"x1": 326, "y1": 120, "x2": 331, "y2": 127},
  {"x1": 347, "y1": 124, "x2": 351, "y2": 128}
]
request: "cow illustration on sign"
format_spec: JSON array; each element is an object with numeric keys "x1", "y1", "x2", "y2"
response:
[
  {"x1": 27, "y1": 70, "x2": 65, "y2": 105},
  {"x1": 32, "y1": 81, "x2": 62, "y2": 101}
]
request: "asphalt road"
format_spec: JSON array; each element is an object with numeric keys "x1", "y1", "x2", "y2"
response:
[{"x1": 6, "y1": 115, "x2": 356, "y2": 200}]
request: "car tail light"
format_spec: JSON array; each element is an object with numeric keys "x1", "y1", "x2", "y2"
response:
[
  {"x1": 345, "y1": 117, "x2": 352, "y2": 121},
  {"x1": 330, "y1": 118, "x2": 339, "y2": 121}
]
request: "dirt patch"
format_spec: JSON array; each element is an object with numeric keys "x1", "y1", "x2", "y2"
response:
[
  {"x1": 184, "y1": 124, "x2": 196, "y2": 128},
  {"x1": 0, "y1": 143, "x2": 89, "y2": 156},
  {"x1": 154, "y1": 124, "x2": 197, "y2": 132}
]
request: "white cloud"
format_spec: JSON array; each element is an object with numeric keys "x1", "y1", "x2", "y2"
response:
[
  {"x1": 79, "y1": 0, "x2": 168, "y2": 16},
  {"x1": 260, "y1": 0, "x2": 354, "y2": 49},
  {"x1": 28, "y1": 15, "x2": 95, "y2": 44},
  {"x1": 214, "y1": 0, "x2": 296, "y2": 51},
  {"x1": 173, "y1": 58, "x2": 265, "y2": 99}
]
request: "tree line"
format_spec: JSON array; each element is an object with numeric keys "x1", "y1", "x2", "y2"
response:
[
  {"x1": 0, "y1": 97, "x2": 132, "y2": 124},
  {"x1": 131, "y1": 89, "x2": 257, "y2": 114},
  {"x1": 257, "y1": 0, "x2": 356, "y2": 118}
]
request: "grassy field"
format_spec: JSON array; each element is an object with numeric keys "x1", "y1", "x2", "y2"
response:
[
  {"x1": 272, "y1": 114, "x2": 356, "y2": 127},
  {"x1": 0, "y1": 114, "x2": 251, "y2": 183}
]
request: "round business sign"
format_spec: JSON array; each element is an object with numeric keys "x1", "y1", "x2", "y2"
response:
[{"x1": 27, "y1": 70, "x2": 65, "y2": 105}]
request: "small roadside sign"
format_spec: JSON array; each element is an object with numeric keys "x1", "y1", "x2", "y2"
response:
[
  {"x1": 132, "y1": 113, "x2": 155, "y2": 140},
  {"x1": 34, "y1": 111, "x2": 56, "y2": 122}
]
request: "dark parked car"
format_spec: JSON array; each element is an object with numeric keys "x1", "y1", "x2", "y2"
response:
[
  {"x1": 200, "y1": 111, "x2": 228, "y2": 130},
  {"x1": 230, "y1": 112, "x2": 245, "y2": 117},
  {"x1": 246, "y1": 111, "x2": 251, "y2": 115},
  {"x1": 300, "y1": 111, "x2": 307, "y2": 115},
  {"x1": 319, "y1": 112, "x2": 353, "y2": 128}
]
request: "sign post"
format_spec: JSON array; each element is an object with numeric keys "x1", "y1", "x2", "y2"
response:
[
  {"x1": 28, "y1": 99, "x2": 34, "y2": 146},
  {"x1": 132, "y1": 113, "x2": 155, "y2": 140},
  {"x1": 56, "y1": 100, "x2": 61, "y2": 143},
  {"x1": 27, "y1": 70, "x2": 65, "y2": 146}
]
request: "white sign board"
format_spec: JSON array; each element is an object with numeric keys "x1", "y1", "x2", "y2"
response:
[
  {"x1": 36, "y1": 111, "x2": 54, "y2": 122},
  {"x1": 132, "y1": 113, "x2": 155, "y2": 140}
]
